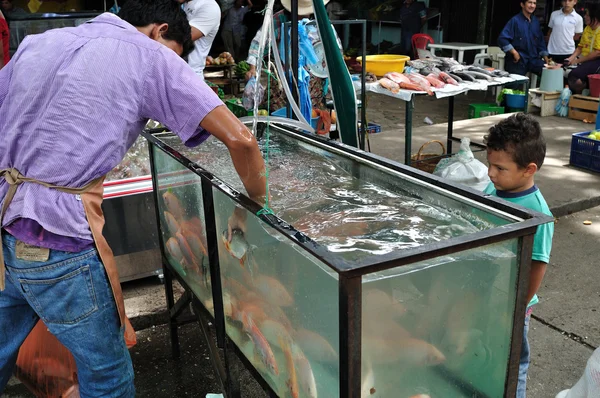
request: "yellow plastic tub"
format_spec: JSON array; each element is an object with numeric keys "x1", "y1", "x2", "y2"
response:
[{"x1": 356, "y1": 55, "x2": 411, "y2": 77}]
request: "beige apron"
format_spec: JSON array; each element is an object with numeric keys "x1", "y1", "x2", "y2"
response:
[{"x1": 0, "y1": 168, "x2": 126, "y2": 326}]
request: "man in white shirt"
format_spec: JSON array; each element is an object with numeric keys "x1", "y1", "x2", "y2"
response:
[
  {"x1": 547, "y1": 0, "x2": 584, "y2": 64},
  {"x1": 177, "y1": 0, "x2": 221, "y2": 79}
]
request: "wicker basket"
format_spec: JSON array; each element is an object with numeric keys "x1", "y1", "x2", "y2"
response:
[{"x1": 410, "y1": 140, "x2": 447, "y2": 173}]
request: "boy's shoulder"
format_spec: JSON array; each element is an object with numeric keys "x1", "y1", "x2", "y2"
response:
[{"x1": 483, "y1": 183, "x2": 553, "y2": 217}]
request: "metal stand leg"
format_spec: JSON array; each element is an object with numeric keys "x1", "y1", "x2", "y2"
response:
[
  {"x1": 523, "y1": 80, "x2": 530, "y2": 114},
  {"x1": 405, "y1": 98, "x2": 414, "y2": 165},
  {"x1": 225, "y1": 338, "x2": 241, "y2": 398},
  {"x1": 447, "y1": 96, "x2": 455, "y2": 154},
  {"x1": 163, "y1": 265, "x2": 181, "y2": 359}
]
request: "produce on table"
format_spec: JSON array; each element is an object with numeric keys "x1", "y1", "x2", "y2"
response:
[
  {"x1": 206, "y1": 52, "x2": 235, "y2": 66},
  {"x1": 235, "y1": 61, "x2": 251, "y2": 77}
]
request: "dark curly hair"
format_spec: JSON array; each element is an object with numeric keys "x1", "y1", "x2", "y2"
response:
[
  {"x1": 118, "y1": 0, "x2": 194, "y2": 58},
  {"x1": 484, "y1": 113, "x2": 546, "y2": 170}
]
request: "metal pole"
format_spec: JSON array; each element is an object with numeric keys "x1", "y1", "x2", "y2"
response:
[
  {"x1": 291, "y1": 0, "x2": 299, "y2": 106},
  {"x1": 339, "y1": 275, "x2": 362, "y2": 398},
  {"x1": 147, "y1": 144, "x2": 180, "y2": 359},
  {"x1": 361, "y1": 20, "x2": 367, "y2": 151},
  {"x1": 404, "y1": 97, "x2": 414, "y2": 165},
  {"x1": 447, "y1": 95, "x2": 455, "y2": 154}
]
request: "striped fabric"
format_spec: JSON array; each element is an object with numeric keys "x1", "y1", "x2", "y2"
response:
[{"x1": 0, "y1": 13, "x2": 224, "y2": 250}]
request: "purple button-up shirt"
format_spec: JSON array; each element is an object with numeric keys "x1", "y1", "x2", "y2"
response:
[{"x1": 0, "y1": 13, "x2": 224, "y2": 251}]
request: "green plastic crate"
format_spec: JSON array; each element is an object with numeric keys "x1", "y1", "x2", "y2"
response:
[
  {"x1": 225, "y1": 98, "x2": 254, "y2": 118},
  {"x1": 468, "y1": 103, "x2": 505, "y2": 119}
]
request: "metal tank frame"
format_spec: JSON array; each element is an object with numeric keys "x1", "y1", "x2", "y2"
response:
[{"x1": 143, "y1": 124, "x2": 553, "y2": 398}]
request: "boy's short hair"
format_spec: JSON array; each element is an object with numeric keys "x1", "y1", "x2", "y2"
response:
[
  {"x1": 118, "y1": 0, "x2": 194, "y2": 58},
  {"x1": 484, "y1": 113, "x2": 546, "y2": 170}
]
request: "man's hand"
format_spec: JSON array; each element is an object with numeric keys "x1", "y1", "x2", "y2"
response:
[
  {"x1": 511, "y1": 49, "x2": 521, "y2": 63},
  {"x1": 565, "y1": 55, "x2": 577, "y2": 65},
  {"x1": 245, "y1": 65, "x2": 256, "y2": 81}
]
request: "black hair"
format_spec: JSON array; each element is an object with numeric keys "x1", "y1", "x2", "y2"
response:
[
  {"x1": 484, "y1": 113, "x2": 546, "y2": 170},
  {"x1": 587, "y1": 3, "x2": 600, "y2": 23},
  {"x1": 118, "y1": 0, "x2": 194, "y2": 58}
]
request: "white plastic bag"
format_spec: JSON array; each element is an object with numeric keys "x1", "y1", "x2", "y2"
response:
[
  {"x1": 433, "y1": 137, "x2": 491, "y2": 191},
  {"x1": 556, "y1": 347, "x2": 600, "y2": 398}
]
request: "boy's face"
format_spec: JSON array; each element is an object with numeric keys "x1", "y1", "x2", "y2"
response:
[
  {"x1": 486, "y1": 149, "x2": 537, "y2": 193},
  {"x1": 564, "y1": 0, "x2": 576, "y2": 13}
]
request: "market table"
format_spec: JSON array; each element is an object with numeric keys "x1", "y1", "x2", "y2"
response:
[
  {"x1": 353, "y1": 74, "x2": 529, "y2": 165},
  {"x1": 428, "y1": 42, "x2": 489, "y2": 64}
]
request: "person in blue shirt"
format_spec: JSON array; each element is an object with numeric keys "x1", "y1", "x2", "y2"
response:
[
  {"x1": 498, "y1": 0, "x2": 550, "y2": 76},
  {"x1": 484, "y1": 113, "x2": 554, "y2": 398}
]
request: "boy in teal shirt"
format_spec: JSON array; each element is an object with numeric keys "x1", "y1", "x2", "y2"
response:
[{"x1": 484, "y1": 113, "x2": 554, "y2": 398}]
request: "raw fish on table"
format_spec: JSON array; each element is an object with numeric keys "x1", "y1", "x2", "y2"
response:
[
  {"x1": 425, "y1": 73, "x2": 445, "y2": 88},
  {"x1": 378, "y1": 77, "x2": 400, "y2": 94},
  {"x1": 407, "y1": 73, "x2": 434, "y2": 95}
]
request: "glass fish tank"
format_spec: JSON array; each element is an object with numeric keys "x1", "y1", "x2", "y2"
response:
[{"x1": 144, "y1": 124, "x2": 551, "y2": 398}]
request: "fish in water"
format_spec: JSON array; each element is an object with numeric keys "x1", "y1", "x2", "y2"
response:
[
  {"x1": 363, "y1": 288, "x2": 407, "y2": 319},
  {"x1": 364, "y1": 337, "x2": 446, "y2": 366},
  {"x1": 292, "y1": 345, "x2": 318, "y2": 398},
  {"x1": 279, "y1": 336, "x2": 299, "y2": 398},
  {"x1": 293, "y1": 328, "x2": 338, "y2": 363},
  {"x1": 164, "y1": 211, "x2": 180, "y2": 237},
  {"x1": 243, "y1": 314, "x2": 279, "y2": 376},
  {"x1": 162, "y1": 191, "x2": 184, "y2": 220},
  {"x1": 180, "y1": 217, "x2": 205, "y2": 239},
  {"x1": 260, "y1": 319, "x2": 293, "y2": 349},
  {"x1": 175, "y1": 231, "x2": 201, "y2": 274},
  {"x1": 181, "y1": 228, "x2": 208, "y2": 263},
  {"x1": 166, "y1": 237, "x2": 183, "y2": 262},
  {"x1": 253, "y1": 275, "x2": 294, "y2": 307},
  {"x1": 222, "y1": 229, "x2": 253, "y2": 268}
]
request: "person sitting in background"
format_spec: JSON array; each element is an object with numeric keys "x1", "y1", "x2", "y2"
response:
[
  {"x1": 0, "y1": 10, "x2": 8, "y2": 69},
  {"x1": 0, "y1": 0, "x2": 26, "y2": 18},
  {"x1": 221, "y1": 0, "x2": 252, "y2": 61},
  {"x1": 498, "y1": 0, "x2": 549, "y2": 77},
  {"x1": 565, "y1": 5, "x2": 600, "y2": 94},
  {"x1": 547, "y1": 0, "x2": 583, "y2": 65},
  {"x1": 176, "y1": 0, "x2": 221, "y2": 80}
]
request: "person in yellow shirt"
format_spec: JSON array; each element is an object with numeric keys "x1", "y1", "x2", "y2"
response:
[{"x1": 565, "y1": 5, "x2": 600, "y2": 94}]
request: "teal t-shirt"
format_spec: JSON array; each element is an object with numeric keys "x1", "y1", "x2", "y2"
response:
[{"x1": 484, "y1": 183, "x2": 554, "y2": 307}]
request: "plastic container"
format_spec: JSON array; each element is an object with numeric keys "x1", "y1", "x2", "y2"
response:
[
  {"x1": 468, "y1": 103, "x2": 505, "y2": 119},
  {"x1": 570, "y1": 131, "x2": 600, "y2": 173},
  {"x1": 225, "y1": 98, "x2": 254, "y2": 118},
  {"x1": 358, "y1": 122, "x2": 382, "y2": 134},
  {"x1": 588, "y1": 74, "x2": 600, "y2": 98},
  {"x1": 272, "y1": 107, "x2": 319, "y2": 130},
  {"x1": 505, "y1": 93, "x2": 526, "y2": 110},
  {"x1": 539, "y1": 67, "x2": 564, "y2": 92},
  {"x1": 356, "y1": 55, "x2": 410, "y2": 77}
]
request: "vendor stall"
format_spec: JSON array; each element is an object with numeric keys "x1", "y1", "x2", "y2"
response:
[{"x1": 353, "y1": 73, "x2": 530, "y2": 165}]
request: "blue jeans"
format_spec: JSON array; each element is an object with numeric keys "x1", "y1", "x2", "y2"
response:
[
  {"x1": 0, "y1": 233, "x2": 134, "y2": 397},
  {"x1": 517, "y1": 313, "x2": 531, "y2": 398}
]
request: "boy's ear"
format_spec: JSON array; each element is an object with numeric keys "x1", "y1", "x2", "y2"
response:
[{"x1": 524, "y1": 162, "x2": 538, "y2": 177}]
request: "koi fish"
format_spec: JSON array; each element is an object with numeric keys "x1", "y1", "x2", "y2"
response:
[
  {"x1": 294, "y1": 328, "x2": 338, "y2": 363},
  {"x1": 181, "y1": 228, "x2": 208, "y2": 264},
  {"x1": 165, "y1": 237, "x2": 183, "y2": 262},
  {"x1": 175, "y1": 231, "x2": 200, "y2": 274},
  {"x1": 243, "y1": 314, "x2": 279, "y2": 375},
  {"x1": 222, "y1": 229, "x2": 252, "y2": 268},
  {"x1": 162, "y1": 191, "x2": 184, "y2": 220},
  {"x1": 292, "y1": 346, "x2": 318, "y2": 398},
  {"x1": 164, "y1": 211, "x2": 180, "y2": 237},
  {"x1": 279, "y1": 336, "x2": 299, "y2": 398},
  {"x1": 180, "y1": 217, "x2": 205, "y2": 240},
  {"x1": 253, "y1": 275, "x2": 294, "y2": 307},
  {"x1": 261, "y1": 319, "x2": 293, "y2": 349},
  {"x1": 378, "y1": 77, "x2": 400, "y2": 94}
]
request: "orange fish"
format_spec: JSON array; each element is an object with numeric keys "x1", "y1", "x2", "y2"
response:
[
  {"x1": 162, "y1": 191, "x2": 184, "y2": 220},
  {"x1": 243, "y1": 314, "x2": 279, "y2": 376},
  {"x1": 279, "y1": 336, "x2": 299, "y2": 398},
  {"x1": 180, "y1": 217, "x2": 205, "y2": 240},
  {"x1": 294, "y1": 328, "x2": 338, "y2": 363},
  {"x1": 180, "y1": 228, "x2": 208, "y2": 261},
  {"x1": 261, "y1": 319, "x2": 293, "y2": 350},
  {"x1": 254, "y1": 275, "x2": 293, "y2": 307},
  {"x1": 165, "y1": 237, "x2": 183, "y2": 262},
  {"x1": 175, "y1": 231, "x2": 200, "y2": 274},
  {"x1": 164, "y1": 211, "x2": 180, "y2": 237}
]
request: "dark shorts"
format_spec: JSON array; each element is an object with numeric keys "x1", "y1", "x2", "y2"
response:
[
  {"x1": 549, "y1": 54, "x2": 570, "y2": 65},
  {"x1": 569, "y1": 58, "x2": 600, "y2": 82}
]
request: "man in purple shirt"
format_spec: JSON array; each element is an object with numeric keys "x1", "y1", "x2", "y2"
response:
[{"x1": 0, "y1": 0, "x2": 266, "y2": 395}]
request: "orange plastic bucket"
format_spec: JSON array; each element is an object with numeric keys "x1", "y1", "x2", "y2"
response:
[{"x1": 588, "y1": 74, "x2": 600, "y2": 97}]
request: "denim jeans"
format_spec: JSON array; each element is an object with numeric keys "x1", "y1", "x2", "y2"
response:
[
  {"x1": 0, "y1": 233, "x2": 134, "y2": 397},
  {"x1": 517, "y1": 312, "x2": 532, "y2": 398}
]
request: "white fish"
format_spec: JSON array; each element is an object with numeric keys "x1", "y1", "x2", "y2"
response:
[
  {"x1": 292, "y1": 345, "x2": 318, "y2": 398},
  {"x1": 294, "y1": 328, "x2": 338, "y2": 363},
  {"x1": 253, "y1": 275, "x2": 294, "y2": 307}
]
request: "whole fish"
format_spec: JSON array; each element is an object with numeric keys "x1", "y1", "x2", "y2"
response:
[
  {"x1": 223, "y1": 277, "x2": 253, "y2": 300},
  {"x1": 425, "y1": 74, "x2": 445, "y2": 88},
  {"x1": 448, "y1": 73, "x2": 463, "y2": 83},
  {"x1": 294, "y1": 328, "x2": 338, "y2": 363},
  {"x1": 243, "y1": 314, "x2": 279, "y2": 376},
  {"x1": 162, "y1": 191, "x2": 184, "y2": 220},
  {"x1": 466, "y1": 70, "x2": 493, "y2": 81},
  {"x1": 279, "y1": 336, "x2": 299, "y2": 398},
  {"x1": 254, "y1": 275, "x2": 294, "y2": 307},
  {"x1": 164, "y1": 211, "x2": 180, "y2": 237},
  {"x1": 451, "y1": 71, "x2": 476, "y2": 82},
  {"x1": 292, "y1": 346, "x2": 318, "y2": 398},
  {"x1": 384, "y1": 72, "x2": 410, "y2": 84},
  {"x1": 407, "y1": 73, "x2": 434, "y2": 95},
  {"x1": 378, "y1": 78, "x2": 400, "y2": 94},
  {"x1": 175, "y1": 231, "x2": 201, "y2": 274},
  {"x1": 261, "y1": 319, "x2": 294, "y2": 349},
  {"x1": 250, "y1": 297, "x2": 293, "y2": 330},
  {"x1": 364, "y1": 337, "x2": 446, "y2": 366},
  {"x1": 181, "y1": 228, "x2": 208, "y2": 261},
  {"x1": 437, "y1": 71, "x2": 459, "y2": 86},
  {"x1": 165, "y1": 237, "x2": 183, "y2": 262},
  {"x1": 468, "y1": 66, "x2": 494, "y2": 76},
  {"x1": 363, "y1": 288, "x2": 407, "y2": 318}
]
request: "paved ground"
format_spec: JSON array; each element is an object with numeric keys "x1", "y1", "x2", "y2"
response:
[{"x1": 4, "y1": 92, "x2": 600, "y2": 397}]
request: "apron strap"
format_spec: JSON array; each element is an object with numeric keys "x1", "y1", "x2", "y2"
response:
[{"x1": 0, "y1": 167, "x2": 103, "y2": 290}]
